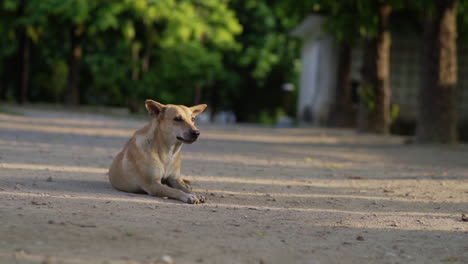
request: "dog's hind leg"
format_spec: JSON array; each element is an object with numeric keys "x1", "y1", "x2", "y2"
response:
[{"x1": 142, "y1": 183, "x2": 202, "y2": 204}]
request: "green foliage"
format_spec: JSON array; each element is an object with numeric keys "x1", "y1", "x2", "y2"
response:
[
  {"x1": 32, "y1": 59, "x2": 68, "y2": 102},
  {"x1": 283, "y1": 0, "x2": 407, "y2": 43},
  {"x1": 258, "y1": 108, "x2": 288, "y2": 126},
  {"x1": 457, "y1": 0, "x2": 468, "y2": 41},
  {"x1": 390, "y1": 104, "x2": 400, "y2": 123},
  {"x1": 152, "y1": 42, "x2": 223, "y2": 104},
  {"x1": 0, "y1": 0, "x2": 300, "y2": 123},
  {"x1": 224, "y1": 0, "x2": 301, "y2": 121},
  {"x1": 1, "y1": 0, "x2": 467, "y2": 123},
  {"x1": 358, "y1": 84, "x2": 376, "y2": 112},
  {"x1": 0, "y1": 0, "x2": 245, "y2": 107}
]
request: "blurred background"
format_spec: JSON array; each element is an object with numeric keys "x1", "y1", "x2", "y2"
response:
[{"x1": 0, "y1": 0, "x2": 467, "y2": 143}]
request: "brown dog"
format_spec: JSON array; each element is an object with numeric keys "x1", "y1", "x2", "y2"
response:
[{"x1": 108, "y1": 99, "x2": 207, "y2": 204}]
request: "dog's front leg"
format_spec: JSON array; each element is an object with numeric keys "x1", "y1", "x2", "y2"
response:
[
  {"x1": 167, "y1": 177, "x2": 206, "y2": 203},
  {"x1": 166, "y1": 177, "x2": 191, "y2": 192},
  {"x1": 142, "y1": 182, "x2": 202, "y2": 204}
]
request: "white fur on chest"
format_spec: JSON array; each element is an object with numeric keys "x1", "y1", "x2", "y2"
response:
[{"x1": 135, "y1": 131, "x2": 181, "y2": 179}]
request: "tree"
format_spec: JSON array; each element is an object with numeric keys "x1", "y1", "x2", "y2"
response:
[
  {"x1": 0, "y1": 0, "x2": 35, "y2": 104},
  {"x1": 358, "y1": 1, "x2": 392, "y2": 134},
  {"x1": 119, "y1": 0, "x2": 242, "y2": 111},
  {"x1": 0, "y1": 0, "x2": 19, "y2": 100},
  {"x1": 284, "y1": 0, "x2": 400, "y2": 133},
  {"x1": 416, "y1": 0, "x2": 458, "y2": 143},
  {"x1": 320, "y1": 2, "x2": 363, "y2": 128},
  {"x1": 225, "y1": 0, "x2": 301, "y2": 122}
]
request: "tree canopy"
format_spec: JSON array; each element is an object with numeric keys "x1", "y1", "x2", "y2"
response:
[
  {"x1": 0, "y1": 0, "x2": 301, "y2": 122},
  {"x1": 1, "y1": 0, "x2": 467, "y2": 132}
]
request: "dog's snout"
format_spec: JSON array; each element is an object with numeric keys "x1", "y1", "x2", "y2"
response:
[{"x1": 191, "y1": 130, "x2": 200, "y2": 137}]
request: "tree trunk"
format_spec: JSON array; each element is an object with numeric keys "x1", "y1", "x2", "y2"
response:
[
  {"x1": 193, "y1": 83, "x2": 204, "y2": 105},
  {"x1": 19, "y1": 31, "x2": 31, "y2": 104},
  {"x1": 128, "y1": 42, "x2": 141, "y2": 113},
  {"x1": 14, "y1": 0, "x2": 29, "y2": 104},
  {"x1": 416, "y1": 0, "x2": 458, "y2": 144},
  {"x1": 331, "y1": 43, "x2": 354, "y2": 127},
  {"x1": 357, "y1": 1, "x2": 392, "y2": 134},
  {"x1": 65, "y1": 24, "x2": 84, "y2": 105},
  {"x1": 0, "y1": 57, "x2": 13, "y2": 100}
]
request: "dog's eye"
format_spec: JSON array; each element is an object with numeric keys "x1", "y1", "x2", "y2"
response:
[
  {"x1": 174, "y1": 116, "x2": 182, "y2": 122},
  {"x1": 191, "y1": 117, "x2": 195, "y2": 122}
]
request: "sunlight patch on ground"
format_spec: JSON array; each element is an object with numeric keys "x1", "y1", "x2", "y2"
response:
[
  {"x1": 183, "y1": 153, "x2": 351, "y2": 168},
  {"x1": 202, "y1": 131, "x2": 341, "y2": 144},
  {"x1": 0, "y1": 251, "x2": 148, "y2": 264},
  {"x1": 0, "y1": 140, "x2": 120, "y2": 153},
  {"x1": 0, "y1": 191, "x2": 462, "y2": 232},
  {"x1": 1, "y1": 162, "x2": 466, "y2": 192},
  {"x1": 0, "y1": 115, "x2": 349, "y2": 144},
  {"x1": 0, "y1": 163, "x2": 107, "y2": 174},
  {"x1": 191, "y1": 188, "x2": 461, "y2": 204},
  {"x1": 0, "y1": 121, "x2": 133, "y2": 138},
  {"x1": 0, "y1": 113, "x2": 138, "y2": 128}
]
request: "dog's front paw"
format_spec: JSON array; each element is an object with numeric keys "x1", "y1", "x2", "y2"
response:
[
  {"x1": 193, "y1": 193, "x2": 206, "y2": 203},
  {"x1": 183, "y1": 193, "x2": 201, "y2": 204}
]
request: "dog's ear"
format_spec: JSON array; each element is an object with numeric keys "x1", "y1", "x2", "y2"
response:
[
  {"x1": 145, "y1": 99, "x2": 166, "y2": 117},
  {"x1": 190, "y1": 104, "x2": 207, "y2": 117}
]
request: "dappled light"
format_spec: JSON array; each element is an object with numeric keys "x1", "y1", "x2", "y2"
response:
[
  {"x1": 0, "y1": 118, "x2": 133, "y2": 138},
  {"x1": 0, "y1": 113, "x2": 137, "y2": 128},
  {"x1": 1, "y1": 0, "x2": 468, "y2": 262},
  {"x1": 0, "y1": 252, "x2": 144, "y2": 264},
  {"x1": 0, "y1": 190, "x2": 460, "y2": 232},
  {"x1": 1, "y1": 109, "x2": 467, "y2": 263},
  {"x1": 0, "y1": 162, "x2": 106, "y2": 174}
]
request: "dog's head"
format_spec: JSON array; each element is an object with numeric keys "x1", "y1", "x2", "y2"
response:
[{"x1": 145, "y1": 99, "x2": 207, "y2": 144}]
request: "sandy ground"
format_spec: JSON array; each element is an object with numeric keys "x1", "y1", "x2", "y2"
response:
[{"x1": 0, "y1": 106, "x2": 467, "y2": 264}]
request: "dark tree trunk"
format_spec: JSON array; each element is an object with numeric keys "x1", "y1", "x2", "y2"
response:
[
  {"x1": 65, "y1": 24, "x2": 84, "y2": 105},
  {"x1": 416, "y1": 0, "x2": 458, "y2": 144},
  {"x1": 0, "y1": 56, "x2": 13, "y2": 100},
  {"x1": 14, "y1": 0, "x2": 29, "y2": 104},
  {"x1": 18, "y1": 31, "x2": 31, "y2": 104},
  {"x1": 331, "y1": 43, "x2": 354, "y2": 127},
  {"x1": 357, "y1": 1, "x2": 392, "y2": 134},
  {"x1": 193, "y1": 85, "x2": 203, "y2": 105},
  {"x1": 131, "y1": 44, "x2": 140, "y2": 81},
  {"x1": 128, "y1": 43, "x2": 141, "y2": 113},
  {"x1": 0, "y1": 66, "x2": 5, "y2": 100}
]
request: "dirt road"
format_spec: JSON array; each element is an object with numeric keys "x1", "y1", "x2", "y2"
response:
[{"x1": 0, "y1": 106, "x2": 467, "y2": 264}]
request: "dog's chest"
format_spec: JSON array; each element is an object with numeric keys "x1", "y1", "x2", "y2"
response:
[{"x1": 160, "y1": 155, "x2": 178, "y2": 178}]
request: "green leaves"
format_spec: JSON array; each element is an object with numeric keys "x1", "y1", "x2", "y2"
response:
[{"x1": 0, "y1": 0, "x2": 300, "y2": 120}]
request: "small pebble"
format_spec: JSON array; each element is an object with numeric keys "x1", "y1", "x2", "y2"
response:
[
  {"x1": 41, "y1": 256, "x2": 54, "y2": 264},
  {"x1": 461, "y1": 214, "x2": 468, "y2": 222},
  {"x1": 160, "y1": 255, "x2": 174, "y2": 264}
]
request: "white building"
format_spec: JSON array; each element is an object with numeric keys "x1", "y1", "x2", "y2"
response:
[{"x1": 291, "y1": 15, "x2": 468, "y2": 132}]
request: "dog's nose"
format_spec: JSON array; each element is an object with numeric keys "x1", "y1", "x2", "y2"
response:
[{"x1": 191, "y1": 130, "x2": 200, "y2": 137}]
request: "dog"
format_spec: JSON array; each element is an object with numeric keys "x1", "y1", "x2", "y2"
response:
[{"x1": 108, "y1": 99, "x2": 207, "y2": 204}]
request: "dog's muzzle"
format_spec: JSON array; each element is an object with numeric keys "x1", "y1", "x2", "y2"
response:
[{"x1": 176, "y1": 129, "x2": 200, "y2": 144}]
